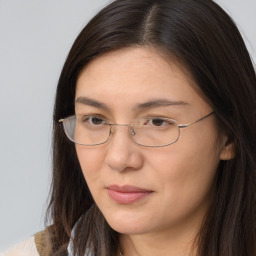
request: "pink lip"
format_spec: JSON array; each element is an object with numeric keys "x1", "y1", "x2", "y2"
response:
[{"x1": 107, "y1": 185, "x2": 152, "y2": 204}]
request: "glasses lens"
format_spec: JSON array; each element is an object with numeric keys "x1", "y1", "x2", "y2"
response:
[
  {"x1": 130, "y1": 117, "x2": 180, "y2": 147},
  {"x1": 62, "y1": 115, "x2": 110, "y2": 145}
]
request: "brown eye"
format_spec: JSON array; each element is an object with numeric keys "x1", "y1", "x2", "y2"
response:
[
  {"x1": 151, "y1": 118, "x2": 165, "y2": 126},
  {"x1": 82, "y1": 116, "x2": 106, "y2": 126},
  {"x1": 144, "y1": 118, "x2": 174, "y2": 127},
  {"x1": 91, "y1": 117, "x2": 104, "y2": 125}
]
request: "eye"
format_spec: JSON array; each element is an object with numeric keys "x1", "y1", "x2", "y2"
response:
[
  {"x1": 143, "y1": 117, "x2": 175, "y2": 127},
  {"x1": 82, "y1": 115, "x2": 107, "y2": 126},
  {"x1": 150, "y1": 118, "x2": 166, "y2": 126}
]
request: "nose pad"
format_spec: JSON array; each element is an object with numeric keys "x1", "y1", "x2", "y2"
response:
[
  {"x1": 129, "y1": 127, "x2": 136, "y2": 136},
  {"x1": 109, "y1": 124, "x2": 135, "y2": 136}
]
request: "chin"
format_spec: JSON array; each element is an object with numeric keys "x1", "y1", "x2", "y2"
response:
[
  {"x1": 105, "y1": 213, "x2": 154, "y2": 235},
  {"x1": 110, "y1": 224, "x2": 149, "y2": 235}
]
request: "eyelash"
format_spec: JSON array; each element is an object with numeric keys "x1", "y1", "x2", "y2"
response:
[
  {"x1": 78, "y1": 114, "x2": 175, "y2": 127},
  {"x1": 78, "y1": 114, "x2": 173, "y2": 121}
]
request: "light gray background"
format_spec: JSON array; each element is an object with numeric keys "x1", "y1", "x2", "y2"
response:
[{"x1": 0, "y1": 0, "x2": 255, "y2": 251}]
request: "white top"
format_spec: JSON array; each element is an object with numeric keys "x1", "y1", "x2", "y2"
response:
[
  {"x1": 0, "y1": 237, "x2": 39, "y2": 256},
  {"x1": 0, "y1": 235, "x2": 89, "y2": 256}
]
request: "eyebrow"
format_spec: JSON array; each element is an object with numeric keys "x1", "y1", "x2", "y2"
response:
[
  {"x1": 133, "y1": 99, "x2": 189, "y2": 111},
  {"x1": 75, "y1": 96, "x2": 189, "y2": 111},
  {"x1": 75, "y1": 96, "x2": 110, "y2": 111}
]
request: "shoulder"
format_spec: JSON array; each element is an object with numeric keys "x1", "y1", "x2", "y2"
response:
[
  {"x1": 0, "y1": 236, "x2": 39, "y2": 256},
  {"x1": 1, "y1": 227, "x2": 61, "y2": 256}
]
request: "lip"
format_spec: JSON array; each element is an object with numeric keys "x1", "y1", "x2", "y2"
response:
[{"x1": 107, "y1": 185, "x2": 153, "y2": 204}]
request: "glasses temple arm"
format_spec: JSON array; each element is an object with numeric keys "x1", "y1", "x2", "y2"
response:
[{"x1": 178, "y1": 112, "x2": 214, "y2": 128}]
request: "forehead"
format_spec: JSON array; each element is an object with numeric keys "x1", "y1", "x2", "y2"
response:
[
  {"x1": 75, "y1": 47, "x2": 210, "y2": 115},
  {"x1": 77, "y1": 47, "x2": 191, "y2": 86}
]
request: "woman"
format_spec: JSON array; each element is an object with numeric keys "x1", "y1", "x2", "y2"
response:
[{"x1": 2, "y1": 0, "x2": 256, "y2": 255}]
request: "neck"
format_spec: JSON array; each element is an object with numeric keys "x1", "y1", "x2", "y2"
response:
[
  {"x1": 119, "y1": 228, "x2": 198, "y2": 256},
  {"x1": 118, "y1": 212, "x2": 205, "y2": 256}
]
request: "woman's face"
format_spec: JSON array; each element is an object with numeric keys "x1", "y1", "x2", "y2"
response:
[{"x1": 75, "y1": 47, "x2": 229, "y2": 236}]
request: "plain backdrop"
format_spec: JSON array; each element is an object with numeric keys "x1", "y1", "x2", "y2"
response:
[{"x1": 0, "y1": 0, "x2": 255, "y2": 251}]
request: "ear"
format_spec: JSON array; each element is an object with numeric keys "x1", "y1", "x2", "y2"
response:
[{"x1": 219, "y1": 135, "x2": 236, "y2": 160}]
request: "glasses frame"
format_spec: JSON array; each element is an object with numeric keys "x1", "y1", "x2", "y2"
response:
[{"x1": 59, "y1": 112, "x2": 214, "y2": 148}]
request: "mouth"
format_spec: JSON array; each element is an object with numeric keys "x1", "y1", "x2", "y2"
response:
[{"x1": 107, "y1": 185, "x2": 153, "y2": 204}]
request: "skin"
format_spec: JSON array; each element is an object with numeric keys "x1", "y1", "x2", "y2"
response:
[{"x1": 75, "y1": 47, "x2": 233, "y2": 256}]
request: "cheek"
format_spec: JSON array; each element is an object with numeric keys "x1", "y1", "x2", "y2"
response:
[
  {"x1": 75, "y1": 145, "x2": 106, "y2": 183},
  {"x1": 149, "y1": 146, "x2": 219, "y2": 196},
  {"x1": 148, "y1": 128, "x2": 221, "y2": 211}
]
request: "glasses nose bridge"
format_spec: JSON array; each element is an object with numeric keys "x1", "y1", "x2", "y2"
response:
[{"x1": 109, "y1": 123, "x2": 135, "y2": 135}]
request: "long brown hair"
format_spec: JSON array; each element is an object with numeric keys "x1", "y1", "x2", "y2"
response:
[{"x1": 47, "y1": 0, "x2": 256, "y2": 255}]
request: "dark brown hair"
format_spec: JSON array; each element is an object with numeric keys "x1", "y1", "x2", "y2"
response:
[{"x1": 47, "y1": 0, "x2": 256, "y2": 255}]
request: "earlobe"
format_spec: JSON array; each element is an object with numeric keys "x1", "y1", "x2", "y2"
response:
[{"x1": 219, "y1": 137, "x2": 236, "y2": 160}]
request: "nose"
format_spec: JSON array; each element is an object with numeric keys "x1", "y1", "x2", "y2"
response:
[{"x1": 104, "y1": 125, "x2": 143, "y2": 172}]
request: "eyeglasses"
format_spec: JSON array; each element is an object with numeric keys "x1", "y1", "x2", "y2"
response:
[{"x1": 59, "y1": 112, "x2": 214, "y2": 147}]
